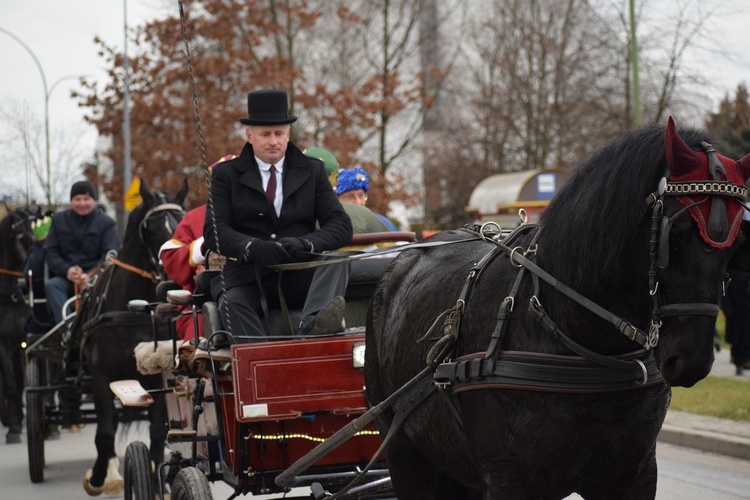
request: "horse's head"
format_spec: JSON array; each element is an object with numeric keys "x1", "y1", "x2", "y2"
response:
[
  {"x1": 125, "y1": 178, "x2": 188, "y2": 274},
  {"x1": 1, "y1": 206, "x2": 34, "y2": 267},
  {"x1": 651, "y1": 117, "x2": 750, "y2": 386}
]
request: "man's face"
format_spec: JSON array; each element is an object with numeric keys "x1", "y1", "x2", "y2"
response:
[
  {"x1": 338, "y1": 189, "x2": 368, "y2": 206},
  {"x1": 246, "y1": 125, "x2": 290, "y2": 165},
  {"x1": 71, "y1": 194, "x2": 96, "y2": 216}
]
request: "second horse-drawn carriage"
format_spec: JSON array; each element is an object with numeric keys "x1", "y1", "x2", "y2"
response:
[{"x1": 23, "y1": 180, "x2": 188, "y2": 489}]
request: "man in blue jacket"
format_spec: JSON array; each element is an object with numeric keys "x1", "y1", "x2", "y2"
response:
[{"x1": 45, "y1": 180, "x2": 120, "y2": 323}]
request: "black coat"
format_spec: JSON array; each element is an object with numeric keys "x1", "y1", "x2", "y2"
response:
[
  {"x1": 44, "y1": 208, "x2": 120, "y2": 278},
  {"x1": 721, "y1": 269, "x2": 750, "y2": 366},
  {"x1": 204, "y1": 141, "x2": 353, "y2": 288}
]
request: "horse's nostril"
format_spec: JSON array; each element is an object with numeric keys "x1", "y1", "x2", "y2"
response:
[
  {"x1": 660, "y1": 353, "x2": 712, "y2": 388},
  {"x1": 660, "y1": 355, "x2": 686, "y2": 382}
]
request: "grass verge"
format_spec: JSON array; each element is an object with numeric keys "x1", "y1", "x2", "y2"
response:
[{"x1": 670, "y1": 375, "x2": 750, "y2": 422}]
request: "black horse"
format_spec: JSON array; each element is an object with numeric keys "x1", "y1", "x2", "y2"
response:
[
  {"x1": 365, "y1": 118, "x2": 750, "y2": 499},
  {"x1": 0, "y1": 207, "x2": 34, "y2": 444},
  {"x1": 75, "y1": 179, "x2": 186, "y2": 495}
]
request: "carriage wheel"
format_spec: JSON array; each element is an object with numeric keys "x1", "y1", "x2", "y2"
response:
[
  {"x1": 124, "y1": 441, "x2": 154, "y2": 500},
  {"x1": 26, "y1": 356, "x2": 46, "y2": 483},
  {"x1": 171, "y1": 467, "x2": 213, "y2": 500}
]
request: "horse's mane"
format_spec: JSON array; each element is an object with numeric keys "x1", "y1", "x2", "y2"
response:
[
  {"x1": 125, "y1": 203, "x2": 146, "y2": 236},
  {"x1": 117, "y1": 202, "x2": 149, "y2": 259},
  {"x1": 539, "y1": 123, "x2": 711, "y2": 289}
]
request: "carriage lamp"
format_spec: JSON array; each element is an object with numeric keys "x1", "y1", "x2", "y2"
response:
[{"x1": 352, "y1": 342, "x2": 366, "y2": 368}]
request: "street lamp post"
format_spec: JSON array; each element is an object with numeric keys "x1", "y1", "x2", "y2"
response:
[
  {"x1": 123, "y1": 0, "x2": 131, "y2": 211},
  {"x1": 0, "y1": 27, "x2": 86, "y2": 207},
  {"x1": 0, "y1": 26, "x2": 52, "y2": 206}
]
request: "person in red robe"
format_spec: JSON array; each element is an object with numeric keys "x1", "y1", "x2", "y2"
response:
[
  {"x1": 159, "y1": 204, "x2": 206, "y2": 341},
  {"x1": 159, "y1": 155, "x2": 235, "y2": 341}
]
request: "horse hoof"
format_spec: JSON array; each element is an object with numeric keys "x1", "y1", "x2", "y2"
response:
[
  {"x1": 103, "y1": 457, "x2": 124, "y2": 495},
  {"x1": 82, "y1": 457, "x2": 124, "y2": 496},
  {"x1": 82, "y1": 469, "x2": 104, "y2": 496},
  {"x1": 103, "y1": 479, "x2": 124, "y2": 496},
  {"x1": 6, "y1": 432, "x2": 21, "y2": 444}
]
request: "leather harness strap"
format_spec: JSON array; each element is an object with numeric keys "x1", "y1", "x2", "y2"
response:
[
  {"x1": 0, "y1": 268, "x2": 24, "y2": 277},
  {"x1": 434, "y1": 349, "x2": 660, "y2": 393},
  {"x1": 106, "y1": 255, "x2": 158, "y2": 282},
  {"x1": 502, "y1": 239, "x2": 651, "y2": 347}
]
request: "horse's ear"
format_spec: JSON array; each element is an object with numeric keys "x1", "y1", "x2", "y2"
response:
[
  {"x1": 175, "y1": 178, "x2": 189, "y2": 207},
  {"x1": 735, "y1": 152, "x2": 750, "y2": 182},
  {"x1": 139, "y1": 178, "x2": 154, "y2": 206},
  {"x1": 664, "y1": 116, "x2": 701, "y2": 177}
]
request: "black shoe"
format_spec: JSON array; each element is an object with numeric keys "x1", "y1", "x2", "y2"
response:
[
  {"x1": 297, "y1": 296, "x2": 345, "y2": 336},
  {"x1": 736, "y1": 366, "x2": 744, "y2": 376}
]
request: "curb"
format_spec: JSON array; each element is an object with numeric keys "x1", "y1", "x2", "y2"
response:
[{"x1": 658, "y1": 425, "x2": 750, "y2": 460}]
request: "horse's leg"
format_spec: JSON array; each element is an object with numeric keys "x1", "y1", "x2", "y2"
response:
[
  {"x1": 148, "y1": 392, "x2": 168, "y2": 477},
  {"x1": 577, "y1": 441, "x2": 658, "y2": 500},
  {"x1": 0, "y1": 345, "x2": 22, "y2": 443},
  {"x1": 11, "y1": 346, "x2": 24, "y2": 426},
  {"x1": 83, "y1": 375, "x2": 123, "y2": 495},
  {"x1": 386, "y1": 427, "x2": 479, "y2": 500}
]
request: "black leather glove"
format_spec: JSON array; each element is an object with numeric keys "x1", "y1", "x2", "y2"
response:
[
  {"x1": 243, "y1": 240, "x2": 292, "y2": 267},
  {"x1": 279, "y1": 237, "x2": 312, "y2": 260}
]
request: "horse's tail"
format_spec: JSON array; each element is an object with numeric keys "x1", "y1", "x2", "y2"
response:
[{"x1": 116, "y1": 406, "x2": 151, "y2": 447}]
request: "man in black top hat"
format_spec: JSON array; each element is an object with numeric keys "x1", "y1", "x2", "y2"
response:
[
  {"x1": 45, "y1": 180, "x2": 120, "y2": 323},
  {"x1": 203, "y1": 89, "x2": 353, "y2": 340}
]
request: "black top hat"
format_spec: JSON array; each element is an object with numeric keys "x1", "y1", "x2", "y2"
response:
[{"x1": 239, "y1": 89, "x2": 298, "y2": 126}]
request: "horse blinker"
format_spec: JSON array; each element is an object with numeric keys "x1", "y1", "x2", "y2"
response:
[{"x1": 703, "y1": 142, "x2": 730, "y2": 242}]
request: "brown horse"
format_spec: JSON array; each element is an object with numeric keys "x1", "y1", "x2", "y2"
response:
[{"x1": 366, "y1": 118, "x2": 750, "y2": 499}]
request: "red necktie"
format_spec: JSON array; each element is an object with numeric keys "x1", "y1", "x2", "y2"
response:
[{"x1": 266, "y1": 165, "x2": 277, "y2": 214}]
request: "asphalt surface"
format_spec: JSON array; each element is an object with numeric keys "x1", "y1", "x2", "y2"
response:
[{"x1": 659, "y1": 347, "x2": 750, "y2": 460}]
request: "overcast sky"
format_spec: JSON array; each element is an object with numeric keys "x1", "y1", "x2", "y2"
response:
[
  {"x1": 0, "y1": 0, "x2": 172, "y2": 201},
  {"x1": 1, "y1": 0, "x2": 750, "y2": 202}
]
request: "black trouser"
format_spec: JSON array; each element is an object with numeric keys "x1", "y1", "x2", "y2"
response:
[{"x1": 213, "y1": 261, "x2": 349, "y2": 341}]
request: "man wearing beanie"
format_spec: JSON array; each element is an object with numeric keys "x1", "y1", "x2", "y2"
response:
[
  {"x1": 337, "y1": 167, "x2": 399, "y2": 231},
  {"x1": 44, "y1": 180, "x2": 120, "y2": 323}
]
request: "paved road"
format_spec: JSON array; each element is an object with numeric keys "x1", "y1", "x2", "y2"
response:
[
  {"x1": 709, "y1": 344, "x2": 750, "y2": 380},
  {"x1": 1, "y1": 422, "x2": 749, "y2": 499}
]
